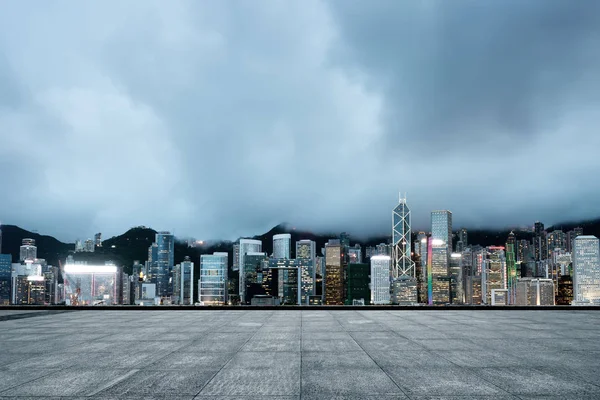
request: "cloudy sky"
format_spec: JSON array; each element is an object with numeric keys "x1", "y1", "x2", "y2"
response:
[{"x1": 1, "y1": 1, "x2": 599, "y2": 242}]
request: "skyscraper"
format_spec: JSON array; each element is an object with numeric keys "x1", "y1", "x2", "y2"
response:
[
  {"x1": 238, "y1": 239, "x2": 262, "y2": 297},
  {"x1": 430, "y1": 239, "x2": 450, "y2": 304},
  {"x1": 482, "y1": 246, "x2": 507, "y2": 305},
  {"x1": 296, "y1": 240, "x2": 317, "y2": 304},
  {"x1": 431, "y1": 211, "x2": 453, "y2": 252},
  {"x1": 0, "y1": 254, "x2": 11, "y2": 305},
  {"x1": 573, "y1": 236, "x2": 600, "y2": 304},
  {"x1": 177, "y1": 256, "x2": 194, "y2": 305},
  {"x1": 273, "y1": 234, "x2": 291, "y2": 259},
  {"x1": 458, "y1": 228, "x2": 468, "y2": 250},
  {"x1": 370, "y1": 255, "x2": 391, "y2": 304},
  {"x1": 94, "y1": 233, "x2": 102, "y2": 247},
  {"x1": 19, "y1": 239, "x2": 37, "y2": 262},
  {"x1": 348, "y1": 244, "x2": 362, "y2": 264},
  {"x1": 154, "y1": 232, "x2": 174, "y2": 298},
  {"x1": 392, "y1": 194, "x2": 415, "y2": 278},
  {"x1": 199, "y1": 252, "x2": 228, "y2": 305},
  {"x1": 324, "y1": 239, "x2": 345, "y2": 305}
]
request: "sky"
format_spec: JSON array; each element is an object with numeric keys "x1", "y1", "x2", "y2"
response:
[{"x1": 1, "y1": 1, "x2": 600, "y2": 242}]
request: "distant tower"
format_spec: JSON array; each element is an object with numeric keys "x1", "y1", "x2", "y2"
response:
[
  {"x1": 573, "y1": 236, "x2": 600, "y2": 304},
  {"x1": 392, "y1": 193, "x2": 415, "y2": 278},
  {"x1": 19, "y1": 239, "x2": 37, "y2": 262}
]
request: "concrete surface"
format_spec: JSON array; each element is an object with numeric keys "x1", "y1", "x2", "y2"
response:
[{"x1": 0, "y1": 310, "x2": 599, "y2": 399}]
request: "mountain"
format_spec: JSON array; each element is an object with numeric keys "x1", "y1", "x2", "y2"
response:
[
  {"x1": 0, "y1": 225, "x2": 73, "y2": 266},
  {"x1": 1, "y1": 218, "x2": 597, "y2": 273}
]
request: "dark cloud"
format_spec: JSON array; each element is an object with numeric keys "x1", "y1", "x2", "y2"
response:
[{"x1": 0, "y1": 1, "x2": 599, "y2": 242}]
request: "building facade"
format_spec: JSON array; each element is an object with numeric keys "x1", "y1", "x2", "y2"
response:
[
  {"x1": 573, "y1": 236, "x2": 600, "y2": 304},
  {"x1": 273, "y1": 234, "x2": 291, "y2": 259},
  {"x1": 370, "y1": 255, "x2": 391, "y2": 305},
  {"x1": 199, "y1": 252, "x2": 228, "y2": 305}
]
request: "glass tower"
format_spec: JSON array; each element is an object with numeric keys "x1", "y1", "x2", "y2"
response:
[
  {"x1": 392, "y1": 194, "x2": 415, "y2": 278},
  {"x1": 153, "y1": 232, "x2": 174, "y2": 298},
  {"x1": 199, "y1": 253, "x2": 228, "y2": 305},
  {"x1": 573, "y1": 236, "x2": 600, "y2": 304}
]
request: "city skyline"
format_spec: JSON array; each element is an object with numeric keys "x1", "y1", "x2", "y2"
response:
[{"x1": 1, "y1": 1, "x2": 600, "y2": 241}]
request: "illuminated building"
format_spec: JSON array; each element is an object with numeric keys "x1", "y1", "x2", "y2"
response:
[
  {"x1": 152, "y1": 232, "x2": 174, "y2": 298},
  {"x1": 515, "y1": 278, "x2": 555, "y2": 305},
  {"x1": 346, "y1": 263, "x2": 370, "y2": 305},
  {"x1": 482, "y1": 247, "x2": 506, "y2": 305},
  {"x1": 62, "y1": 264, "x2": 120, "y2": 305},
  {"x1": 430, "y1": 240, "x2": 450, "y2": 304},
  {"x1": 243, "y1": 252, "x2": 268, "y2": 304},
  {"x1": 533, "y1": 221, "x2": 547, "y2": 261},
  {"x1": 518, "y1": 239, "x2": 532, "y2": 263},
  {"x1": 449, "y1": 253, "x2": 464, "y2": 304},
  {"x1": 238, "y1": 239, "x2": 263, "y2": 295},
  {"x1": 0, "y1": 254, "x2": 11, "y2": 305},
  {"x1": 431, "y1": 211, "x2": 453, "y2": 254},
  {"x1": 392, "y1": 275, "x2": 418, "y2": 305},
  {"x1": 506, "y1": 232, "x2": 517, "y2": 304},
  {"x1": 547, "y1": 230, "x2": 566, "y2": 255},
  {"x1": 296, "y1": 239, "x2": 317, "y2": 303},
  {"x1": 491, "y1": 289, "x2": 508, "y2": 305},
  {"x1": 392, "y1": 194, "x2": 415, "y2": 278},
  {"x1": 269, "y1": 258, "x2": 301, "y2": 305},
  {"x1": 19, "y1": 238, "x2": 37, "y2": 262},
  {"x1": 572, "y1": 235, "x2": 600, "y2": 304},
  {"x1": 324, "y1": 240, "x2": 345, "y2": 305},
  {"x1": 273, "y1": 234, "x2": 291, "y2": 259},
  {"x1": 296, "y1": 240, "x2": 316, "y2": 260},
  {"x1": 457, "y1": 228, "x2": 468, "y2": 252},
  {"x1": 556, "y1": 275, "x2": 573, "y2": 305},
  {"x1": 11, "y1": 261, "x2": 44, "y2": 304},
  {"x1": 370, "y1": 255, "x2": 391, "y2": 304},
  {"x1": 199, "y1": 252, "x2": 228, "y2": 305}
]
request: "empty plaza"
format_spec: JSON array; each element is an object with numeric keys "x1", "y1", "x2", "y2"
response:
[{"x1": 1, "y1": 309, "x2": 600, "y2": 399}]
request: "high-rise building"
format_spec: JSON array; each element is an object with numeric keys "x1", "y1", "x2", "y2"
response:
[
  {"x1": 391, "y1": 275, "x2": 418, "y2": 305},
  {"x1": 547, "y1": 230, "x2": 566, "y2": 255},
  {"x1": 238, "y1": 239, "x2": 263, "y2": 295},
  {"x1": 61, "y1": 263, "x2": 120, "y2": 305},
  {"x1": 199, "y1": 252, "x2": 228, "y2": 305},
  {"x1": 482, "y1": 246, "x2": 507, "y2": 305},
  {"x1": 392, "y1": 194, "x2": 415, "y2": 278},
  {"x1": 232, "y1": 243, "x2": 240, "y2": 272},
  {"x1": 556, "y1": 275, "x2": 573, "y2": 305},
  {"x1": 296, "y1": 240, "x2": 316, "y2": 261},
  {"x1": 346, "y1": 263, "x2": 370, "y2": 305},
  {"x1": 177, "y1": 256, "x2": 194, "y2": 305},
  {"x1": 515, "y1": 278, "x2": 555, "y2": 306},
  {"x1": 449, "y1": 253, "x2": 464, "y2": 304},
  {"x1": 0, "y1": 254, "x2": 11, "y2": 305},
  {"x1": 431, "y1": 211, "x2": 453, "y2": 253},
  {"x1": 151, "y1": 232, "x2": 174, "y2": 298},
  {"x1": 324, "y1": 240, "x2": 345, "y2": 305},
  {"x1": 370, "y1": 255, "x2": 391, "y2": 304},
  {"x1": 19, "y1": 239, "x2": 37, "y2": 262},
  {"x1": 269, "y1": 258, "x2": 301, "y2": 305},
  {"x1": 573, "y1": 236, "x2": 600, "y2": 304},
  {"x1": 430, "y1": 240, "x2": 450, "y2": 304},
  {"x1": 533, "y1": 221, "x2": 547, "y2": 261},
  {"x1": 273, "y1": 234, "x2": 291, "y2": 259},
  {"x1": 296, "y1": 240, "x2": 316, "y2": 304},
  {"x1": 506, "y1": 232, "x2": 517, "y2": 304},
  {"x1": 243, "y1": 252, "x2": 268, "y2": 304}
]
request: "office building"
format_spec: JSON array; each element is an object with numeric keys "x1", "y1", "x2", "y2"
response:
[
  {"x1": 567, "y1": 227, "x2": 583, "y2": 253},
  {"x1": 431, "y1": 211, "x2": 453, "y2": 253},
  {"x1": 482, "y1": 247, "x2": 507, "y2": 305},
  {"x1": 506, "y1": 232, "x2": 517, "y2": 304},
  {"x1": 176, "y1": 256, "x2": 194, "y2": 305},
  {"x1": 491, "y1": 289, "x2": 508, "y2": 305},
  {"x1": 533, "y1": 221, "x2": 547, "y2": 261},
  {"x1": 149, "y1": 232, "x2": 174, "y2": 298},
  {"x1": 0, "y1": 254, "x2": 11, "y2": 305},
  {"x1": 370, "y1": 255, "x2": 391, "y2": 304},
  {"x1": 392, "y1": 194, "x2": 415, "y2": 278},
  {"x1": 457, "y1": 228, "x2": 468, "y2": 252},
  {"x1": 243, "y1": 252, "x2": 268, "y2": 304},
  {"x1": 19, "y1": 238, "x2": 37, "y2": 262},
  {"x1": 449, "y1": 253, "x2": 464, "y2": 304},
  {"x1": 84, "y1": 239, "x2": 94, "y2": 252},
  {"x1": 199, "y1": 252, "x2": 228, "y2": 305},
  {"x1": 324, "y1": 240, "x2": 345, "y2": 305},
  {"x1": 273, "y1": 234, "x2": 291, "y2": 259},
  {"x1": 548, "y1": 230, "x2": 566, "y2": 254},
  {"x1": 391, "y1": 275, "x2": 418, "y2": 305},
  {"x1": 346, "y1": 263, "x2": 370, "y2": 305},
  {"x1": 430, "y1": 240, "x2": 450, "y2": 304},
  {"x1": 94, "y1": 233, "x2": 102, "y2": 247},
  {"x1": 515, "y1": 278, "x2": 555, "y2": 306},
  {"x1": 269, "y1": 258, "x2": 301, "y2": 305},
  {"x1": 232, "y1": 243, "x2": 240, "y2": 272},
  {"x1": 556, "y1": 275, "x2": 573, "y2": 305},
  {"x1": 573, "y1": 236, "x2": 600, "y2": 304},
  {"x1": 11, "y1": 261, "x2": 44, "y2": 304},
  {"x1": 238, "y1": 239, "x2": 263, "y2": 295}
]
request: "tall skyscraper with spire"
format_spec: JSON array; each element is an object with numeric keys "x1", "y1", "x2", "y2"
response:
[{"x1": 392, "y1": 193, "x2": 415, "y2": 278}]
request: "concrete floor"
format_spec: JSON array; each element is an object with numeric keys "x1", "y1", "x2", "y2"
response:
[{"x1": 1, "y1": 310, "x2": 600, "y2": 399}]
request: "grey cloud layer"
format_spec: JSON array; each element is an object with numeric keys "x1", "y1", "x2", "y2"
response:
[{"x1": 0, "y1": 0, "x2": 598, "y2": 241}]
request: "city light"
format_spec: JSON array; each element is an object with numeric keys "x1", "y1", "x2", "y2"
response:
[{"x1": 64, "y1": 265, "x2": 118, "y2": 274}]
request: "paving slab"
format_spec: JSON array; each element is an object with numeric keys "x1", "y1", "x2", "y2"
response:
[{"x1": 0, "y1": 309, "x2": 599, "y2": 398}]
